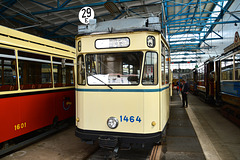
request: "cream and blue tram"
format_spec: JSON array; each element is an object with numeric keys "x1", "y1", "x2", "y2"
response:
[{"x1": 75, "y1": 18, "x2": 170, "y2": 148}]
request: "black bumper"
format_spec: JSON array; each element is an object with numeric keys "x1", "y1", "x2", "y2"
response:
[{"x1": 75, "y1": 127, "x2": 162, "y2": 148}]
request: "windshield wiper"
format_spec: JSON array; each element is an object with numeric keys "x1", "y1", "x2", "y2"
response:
[{"x1": 87, "y1": 72, "x2": 113, "y2": 89}]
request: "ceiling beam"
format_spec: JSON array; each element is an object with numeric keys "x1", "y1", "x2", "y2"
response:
[
  {"x1": 170, "y1": 43, "x2": 199, "y2": 46},
  {"x1": 167, "y1": 0, "x2": 194, "y2": 22},
  {"x1": 211, "y1": 0, "x2": 240, "y2": 21},
  {"x1": 167, "y1": 20, "x2": 240, "y2": 28},
  {"x1": 167, "y1": 11, "x2": 220, "y2": 17},
  {"x1": 199, "y1": 0, "x2": 234, "y2": 47},
  {"x1": 171, "y1": 53, "x2": 205, "y2": 56},
  {"x1": 30, "y1": 0, "x2": 138, "y2": 15},
  {"x1": 169, "y1": 31, "x2": 207, "y2": 35},
  {"x1": 165, "y1": 0, "x2": 227, "y2": 7},
  {"x1": 171, "y1": 57, "x2": 201, "y2": 59},
  {"x1": 171, "y1": 61, "x2": 198, "y2": 64},
  {"x1": 0, "y1": 0, "x2": 17, "y2": 14},
  {"x1": 169, "y1": 37, "x2": 223, "y2": 43},
  {"x1": 29, "y1": 0, "x2": 55, "y2": 9}
]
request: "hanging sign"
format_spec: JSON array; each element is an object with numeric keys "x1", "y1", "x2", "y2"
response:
[
  {"x1": 234, "y1": 31, "x2": 240, "y2": 43},
  {"x1": 79, "y1": 7, "x2": 94, "y2": 24}
]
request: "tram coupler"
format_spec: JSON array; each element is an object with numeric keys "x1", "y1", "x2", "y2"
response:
[{"x1": 98, "y1": 136, "x2": 118, "y2": 148}]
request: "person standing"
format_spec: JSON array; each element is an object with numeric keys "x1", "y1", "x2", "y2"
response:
[
  {"x1": 181, "y1": 80, "x2": 189, "y2": 108},
  {"x1": 176, "y1": 81, "x2": 179, "y2": 94}
]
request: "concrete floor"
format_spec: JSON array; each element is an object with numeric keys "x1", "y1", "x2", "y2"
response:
[
  {"x1": 186, "y1": 93, "x2": 240, "y2": 160},
  {"x1": 164, "y1": 90, "x2": 205, "y2": 160},
  {"x1": 2, "y1": 126, "x2": 98, "y2": 160}
]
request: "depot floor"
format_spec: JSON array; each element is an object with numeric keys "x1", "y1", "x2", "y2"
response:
[
  {"x1": 1, "y1": 126, "x2": 98, "y2": 160},
  {"x1": 184, "y1": 92, "x2": 240, "y2": 160},
  {"x1": 2, "y1": 90, "x2": 240, "y2": 160}
]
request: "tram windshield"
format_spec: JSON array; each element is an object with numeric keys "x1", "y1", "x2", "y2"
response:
[{"x1": 86, "y1": 52, "x2": 143, "y2": 85}]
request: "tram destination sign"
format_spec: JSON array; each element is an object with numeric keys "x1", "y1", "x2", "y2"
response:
[{"x1": 95, "y1": 38, "x2": 130, "y2": 49}]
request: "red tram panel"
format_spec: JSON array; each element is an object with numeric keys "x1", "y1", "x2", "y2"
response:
[{"x1": 0, "y1": 90, "x2": 75, "y2": 144}]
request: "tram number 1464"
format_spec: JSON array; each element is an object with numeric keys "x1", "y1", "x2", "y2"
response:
[
  {"x1": 14, "y1": 122, "x2": 27, "y2": 131},
  {"x1": 120, "y1": 115, "x2": 142, "y2": 123}
]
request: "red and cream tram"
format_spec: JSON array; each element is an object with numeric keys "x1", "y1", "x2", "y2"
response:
[{"x1": 0, "y1": 25, "x2": 75, "y2": 149}]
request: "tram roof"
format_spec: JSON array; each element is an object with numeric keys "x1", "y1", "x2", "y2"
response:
[{"x1": 77, "y1": 17, "x2": 161, "y2": 36}]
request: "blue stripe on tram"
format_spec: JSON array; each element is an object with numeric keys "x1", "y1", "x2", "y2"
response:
[{"x1": 76, "y1": 86, "x2": 169, "y2": 92}]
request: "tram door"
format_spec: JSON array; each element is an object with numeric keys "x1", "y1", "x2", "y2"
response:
[{"x1": 215, "y1": 60, "x2": 221, "y2": 102}]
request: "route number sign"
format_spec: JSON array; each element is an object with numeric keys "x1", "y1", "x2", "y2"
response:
[{"x1": 79, "y1": 7, "x2": 94, "y2": 24}]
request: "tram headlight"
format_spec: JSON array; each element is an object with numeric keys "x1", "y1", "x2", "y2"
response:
[
  {"x1": 107, "y1": 117, "x2": 119, "y2": 129},
  {"x1": 147, "y1": 36, "x2": 155, "y2": 48}
]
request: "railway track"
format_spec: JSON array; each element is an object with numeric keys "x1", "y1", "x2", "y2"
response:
[{"x1": 87, "y1": 144, "x2": 163, "y2": 160}]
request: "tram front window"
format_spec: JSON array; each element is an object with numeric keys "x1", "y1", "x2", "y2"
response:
[{"x1": 86, "y1": 52, "x2": 143, "y2": 85}]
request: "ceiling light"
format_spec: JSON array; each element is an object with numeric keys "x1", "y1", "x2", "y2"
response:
[{"x1": 104, "y1": 0, "x2": 121, "y2": 14}]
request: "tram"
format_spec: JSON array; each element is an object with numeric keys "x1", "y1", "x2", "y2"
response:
[
  {"x1": 0, "y1": 25, "x2": 75, "y2": 149},
  {"x1": 194, "y1": 58, "x2": 214, "y2": 102},
  {"x1": 190, "y1": 31, "x2": 240, "y2": 126},
  {"x1": 214, "y1": 31, "x2": 240, "y2": 126},
  {"x1": 75, "y1": 17, "x2": 170, "y2": 148},
  {"x1": 188, "y1": 68, "x2": 197, "y2": 95}
]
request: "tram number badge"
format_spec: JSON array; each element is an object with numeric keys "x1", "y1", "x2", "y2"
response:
[
  {"x1": 120, "y1": 115, "x2": 142, "y2": 123},
  {"x1": 63, "y1": 97, "x2": 72, "y2": 111},
  {"x1": 79, "y1": 7, "x2": 94, "y2": 24},
  {"x1": 14, "y1": 122, "x2": 27, "y2": 131}
]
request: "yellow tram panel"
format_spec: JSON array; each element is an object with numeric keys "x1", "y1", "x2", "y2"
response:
[
  {"x1": 77, "y1": 31, "x2": 160, "y2": 54},
  {"x1": 76, "y1": 86, "x2": 163, "y2": 134}
]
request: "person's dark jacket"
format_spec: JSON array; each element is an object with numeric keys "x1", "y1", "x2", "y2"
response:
[{"x1": 182, "y1": 82, "x2": 189, "y2": 93}]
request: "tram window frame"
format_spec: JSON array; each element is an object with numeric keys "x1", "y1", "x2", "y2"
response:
[
  {"x1": 18, "y1": 51, "x2": 53, "y2": 90},
  {"x1": 142, "y1": 52, "x2": 158, "y2": 85},
  {"x1": 165, "y1": 49, "x2": 170, "y2": 84},
  {"x1": 221, "y1": 56, "x2": 234, "y2": 81},
  {"x1": 161, "y1": 54, "x2": 165, "y2": 85},
  {"x1": 85, "y1": 52, "x2": 143, "y2": 86},
  {"x1": 53, "y1": 57, "x2": 75, "y2": 87},
  {"x1": 235, "y1": 53, "x2": 240, "y2": 80},
  {"x1": 197, "y1": 66, "x2": 204, "y2": 84},
  {"x1": 77, "y1": 54, "x2": 86, "y2": 85},
  {"x1": 0, "y1": 47, "x2": 18, "y2": 91}
]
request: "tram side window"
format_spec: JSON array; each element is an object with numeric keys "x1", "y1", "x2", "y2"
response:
[
  {"x1": 221, "y1": 56, "x2": 233, "y2": 80},
  {"x1": 53, "y1": 57, "x2": 74, "y2": 87},
  {"x1": 142, "y1": 52, "x2": 158, "y2": 85},
  {"x1": 197, "y1": 67, "x2": 204, "y2": 85},
  {"x1": 18, "y1": 51, "x2": 52, "y2": 90},
  {"x1": 165, "y1": 49, "x2": 169, "y2": 84},
  {"x1": 0, "y1": 48, "x2": 18, "y2": 91},
  {"x1": 235, "y1": 54, "x2": 240, "y2": 80},
  {"x1": 77, "y1": 55, "x2": 86, "y2": 85},
  {"x1": 161, "y1": 54, "x2": 165, "y2": 85}
]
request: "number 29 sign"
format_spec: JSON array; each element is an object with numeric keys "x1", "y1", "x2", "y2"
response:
[{"x1": 79, "y1": 7, "x2": 94, "y2": 24}]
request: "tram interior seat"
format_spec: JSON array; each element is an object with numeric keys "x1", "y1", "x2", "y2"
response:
[
  {"x1": 0, "y1": 85, "x2": 16, "y2": 91},
  {"x1": 55, "y1": 83, "x2": 65, "y2": 87},
  {"x1": 127, "y1": 76, "x2": 138, "y2": 84},
  {"x1": 20, "y1": 83, "x2": 53, "y2": 90}
]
